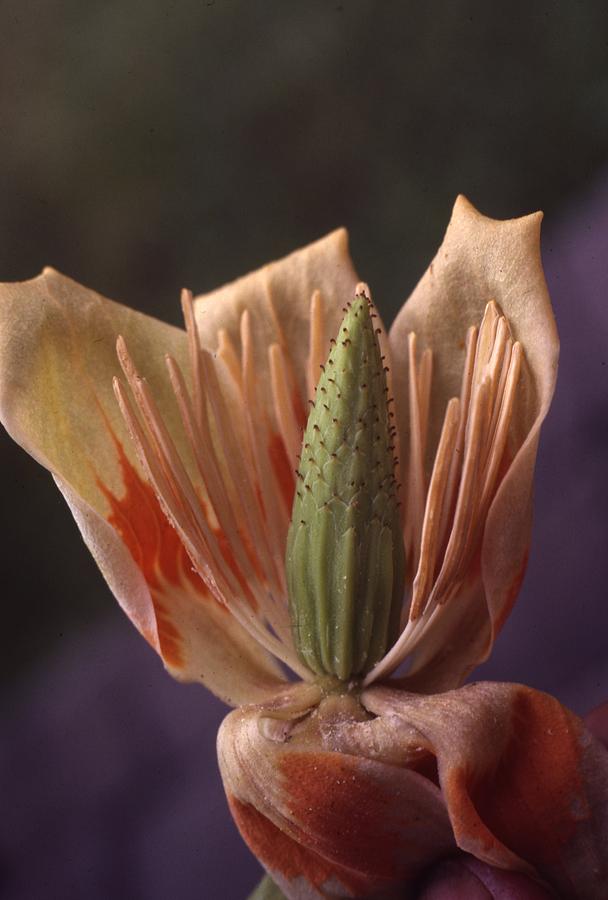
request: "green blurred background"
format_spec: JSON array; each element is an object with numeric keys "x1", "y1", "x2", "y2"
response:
[{"x1": 1, "y1": 0, "x2": 608, "y2": 685}]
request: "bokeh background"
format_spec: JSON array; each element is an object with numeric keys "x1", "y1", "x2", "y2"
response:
[{"x1": 1, "y1": 2, "x2": 608, "y2": 898}]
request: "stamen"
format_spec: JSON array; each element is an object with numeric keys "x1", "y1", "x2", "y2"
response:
[
  {"x1": 307, "y1": 289, "x2": 326, "y2": 400},
  {"x1": 165, "y1": 355, "x2": 258, "y2": 588},
  {"x1": 180, "y1": 289, "x2": 204, "y2": 430},
  {"x1": 365, "y1": 301, "x2": 523, "y2": 685},
  {"x1": 181, "y1": 298, "x2": 282, "y2": 596},
  {"x1": 113, "y1": 366, "x2": 233, "y2": 605},
  {"x1": 199, "y1": 343, "x2": 281, "y2": 590},
  {"x1": 426, "y1": 378, "x2": 491, "y2": 608},
  {"x1": 168, "y1": 349, "x2": 291, "y2": 644},
  {"x1": 480, "y1": 342, "x2": 522, "y2": 510},
  {"x1": 166, "y1": 353, "x2": 293, "y2": 649},
  {"x1": 241, "y1": 310, "x2": 289, "y2": 584},
  {"x1": 418, "y1": 348, "x2": 433, "y2": 462},
  {"x1": 269, "y1": 343, "x2": 304, "y2": 467},
  {"x1": 406, "y1": 332, "x2": 431, "y2": 572},
  {"x1": 115, "y1": 326, "x2": 308, "y2": 680},
  {"x1": 438, "y1": 325, "x2": 477, "y2": 550},
  {"x1": 217, "y1": 328, "x2": 242, "y2": 391},
  {"x1": 409, "y1": 397, "x2": 460, "y2": 619}
]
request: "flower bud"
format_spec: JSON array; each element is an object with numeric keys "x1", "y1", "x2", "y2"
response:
[{"x1": 286, "y1": 289, "x2": 405, "y2": 681}]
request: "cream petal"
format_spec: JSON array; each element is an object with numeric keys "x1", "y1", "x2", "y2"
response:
[
  {"x1": 360, "y1": 682, "x2": 608, "y2": 899},
  {"x1": 389, "y1": 197, "x2": 559, "y2": 687},
  {"x1": 193, "y1": 229, "x2": 359, "y2": 415},
  {"x1": 192, "y1": 231, "x2": 360, "y2": 584},
  {"x1": 218, "y1": 691, "x2": 455, "y2": 899},
  {"x1": 0, "y1": 269, "x2": 286, "y2": 703}
]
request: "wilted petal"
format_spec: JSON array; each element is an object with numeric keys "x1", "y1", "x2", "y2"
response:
[
  {"x1": 218, "y1": 691, "x2": 455, "y2": 899},
  {"x1": 0, "y1": 269, "x2": 285, "y2": 704},
  {"x1": 361, "y1": 682, "x2": 608, "y2": 898},
  {"x1": 389, "y1": 196, "x2": 559, "y2": 689}
]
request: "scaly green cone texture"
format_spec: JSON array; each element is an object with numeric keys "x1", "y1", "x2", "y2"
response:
[{"x1": 286, "y1": 290, "x2": 405, "y2": 680}]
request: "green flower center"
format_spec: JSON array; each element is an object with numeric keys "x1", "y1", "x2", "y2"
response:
[{"x1": 286, "y1": 289, "x2": 405, "y2": 681}]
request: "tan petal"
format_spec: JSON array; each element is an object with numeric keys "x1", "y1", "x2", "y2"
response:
[
  {"x1": 191, "y1": 231, "x2": 360, "y2": 614},
  {"x1": 360, "y1": 682, "x2": 608, "y2": 899},
  {"x1": 389, "y1": 197, "x2": 558, "y2": 688},
  {"x1": 218, "y1": 691, "x2": 455, "y2": 899},
  {"x1": 194, "y1": 229, "x2": 358, "y2": 394},
  {"x1": 0, "y1": 269, "x2": 286, "y2": 704}
]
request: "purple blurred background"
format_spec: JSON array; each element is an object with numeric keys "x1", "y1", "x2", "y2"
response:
[{"x1": 1, "y1": 3, "x2": 608, "y2": 898}]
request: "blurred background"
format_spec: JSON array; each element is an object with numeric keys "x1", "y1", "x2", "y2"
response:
[{"x1": 1, "y1": 2, "x2": 608, "y2": 898}]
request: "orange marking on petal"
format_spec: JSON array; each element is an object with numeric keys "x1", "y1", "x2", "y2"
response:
[
  {"x1": 472, "y1": 690, "x2": 586, "y2": 869},
  {"x1": 96, "y1": 436, "x2": 223, "y2": 666},
  {"x1": 268, "y1": 432, "x2": 295, "y2": 511},
  {"x1": 152, "y1": 599, "x2": 184, "y2": 669},
  {"x1": 280, "y1": 752, "x2": 404, "y2": 883},
  {"x1": 445, "y1": 767, "x2": 507, "y2": 857},
  {"x1": 227, "y1": 796, "x2": 336, "y2": 891}
]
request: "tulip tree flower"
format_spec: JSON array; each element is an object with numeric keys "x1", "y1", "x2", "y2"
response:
[{"x1": 1, "y1": 197, "x2": 607, "y2": 899}]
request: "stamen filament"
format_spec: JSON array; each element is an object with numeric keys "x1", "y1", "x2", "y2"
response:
[
  {"x1": 406, "y1": 332, "x2": 429, "y2": 572},
  {"x1": 216, "y1": 328, "x2": 243, "y2": 391},
  {"x1": 115, "y1": 336, "x2": 308, "y2": 680},
  {"x1": 409, "y1": 397, "x2": 460, "y2": 619},
  {"x1": 307, "y1": 289, "x2": 326, "y2": 401},
  {"x1": 269, "y1": 342, "x2": 303, "y2": 467},
  {"x1": 366, "y1": 301, "x2": 523, "y2": 685},
  {"x1": 240, "y1": 310, "x2": 291, "y2": 571}
]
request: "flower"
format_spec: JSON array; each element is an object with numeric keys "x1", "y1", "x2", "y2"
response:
[{"x1": 1, "y1": 197, "x2": 606, "y2": 898}]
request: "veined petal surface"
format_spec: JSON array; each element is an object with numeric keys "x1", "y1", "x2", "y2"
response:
[{"x1": 0, "y1": 268, "x2": 285, "y2": 704}]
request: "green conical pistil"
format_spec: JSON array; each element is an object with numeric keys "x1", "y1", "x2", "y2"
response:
[{"x1": 286, "y1": 290, "x2": 406, "y2": 681}]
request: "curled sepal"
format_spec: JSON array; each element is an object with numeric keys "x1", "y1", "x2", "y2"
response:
[
  {"x1": 218, "y1": 688, "x2": 455, "y2": 900},
  {"x1": 286, "y1": 290, "x2": 405, "y2": 680},
  {"x1": 357, "y1": 682, "x2": 608, "y2": 899},
  {"x1": 219, "y1": 682, "x2": 608, "y2": 899}
]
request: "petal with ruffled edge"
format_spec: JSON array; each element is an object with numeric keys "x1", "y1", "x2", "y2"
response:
[
  {"x1": 389, "y1": 197, "x2": 559, "y2": 691},
  {"x1": 360, "y1": 683, "x2": 608, "y2": 898},
  {"x1": 0, "y1": 269, "x2": 285, "y2": 705},
  {"x1": 218, "y1": 690, "x2": 456, "y2": 899}
]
